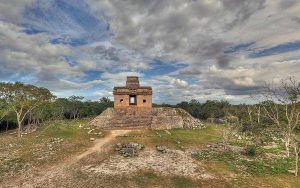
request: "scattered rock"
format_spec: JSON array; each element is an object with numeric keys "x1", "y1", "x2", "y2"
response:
[
  {"x1": 88, "y1": 129, "x2": 102, "y2": 135},
  {"x1": 265, "y1": 153, "x2": 284, "y2": 160},
  {"x1": 84, "y1": 149, "x2": 214, "y2": 180},
  {"x1": 90, "y1": 138, "x2": 96, "y2": 141},
  {"x1": 205, "y1": 143, "x2": 244, "y2": 154},
  {"x1": 263, "y1": 143, "x2": 278, "y2": 149},
  {"x1": 88, "y1": 129, "x2": 94, "y2": 134},
  {"x1": 176, "y1": 141, "x2": 181, "y2": 144},
  {"x1": 156, "y1": 145, "x2": 168, "y2": 153},
  {"x1": 115, "y1": 143, "x2": 123, "y2": 151},
  {"x1": 288, "y1": 169, "x2": 296, "y2": 174},
  {"x1": 115, "y1": 142, "x2": 144, "y2": 157},
  {"x1": 165, "y1": 130, "x2": 171, "y2": 135},
  {"x1": 156, "y1": 132, "x2": 162, "y2": 137},
  {"x1": 51, "y1": 138, "x2": 64, "y2": 144}
]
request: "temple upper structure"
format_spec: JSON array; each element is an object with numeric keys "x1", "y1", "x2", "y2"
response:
[{"x1": 113, "y1": 76, "x2": 152, "y2": 108}]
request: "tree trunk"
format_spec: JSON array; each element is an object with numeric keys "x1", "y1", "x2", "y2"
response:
[
  {"x1": 16, "y1": 115, "x2": 23, "y2": 138},
  {"x1": 285, "y1": 136, "x2": 290, "y2": 158},
  {"x1": 6, "y1": 120, "x2": 8, "y2": 132},
  {"x1": 17, "y1": 122, "x2": 22, "y2": 138},
  {"x1": 295, "y1": 152, "x2": 298, "y2": 177},
  {"x1": 29, "y1": 111, "x2": 32, "y2": 126},
  {"x1": 247, "y1": 106, "x2": 253, "y2": 126},
  {"x1": 294, "y1": 143, "x2": 298, "y2": 176},
  {"x1": 257, "y1": 106, "x2": 261, "y2": 124}
]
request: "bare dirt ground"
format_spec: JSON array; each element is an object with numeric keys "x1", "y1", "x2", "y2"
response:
[
  {"x1": 1, "y1": 129, "x2": 221, "y2": 188},
  {"x1": 82, "y1": 149, "x2": 216, "y2": 180},
  {"x1": 2, "y1": 130, "x2": 130, "y2": 188},
  {"x1": 2, "y1": 127, "x2": 298, "y2": 188}
]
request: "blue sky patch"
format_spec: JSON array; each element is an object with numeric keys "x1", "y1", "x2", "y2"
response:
[
  {"x1": 224, "y1": 42, "x2": 255, "y2": 54},
  {"x1": 143, "y1": 59, "x2": 187, "y2": 77},
  {"x1": 21, "y1": 24, "x2": 46, "y2": 35},
  {"x1": 51, "y1": 37, "x2": 89, "y2": 46},
  {"x1": 64, "y1": 56, "x2": 77, "y2": 67},
  {"x1": 23, "y1": 0, "x2": 111, "y2": 46},
  {"x1": 249, "y1": 41, "x2": 300, "y2": 58},
  {"x1": 83, "y1": 70, "x2": 103, "y2": 82}
]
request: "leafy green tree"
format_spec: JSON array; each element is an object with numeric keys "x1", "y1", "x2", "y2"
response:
[
  {"x1": 68, "y1": 96, "x2": 84, "y2": 119},
  {"x1": 201, "y1": 100, "x2": 230, "y2": 120},
  {"x1": 0, "y1": 99, "x2": 8, "y2": 121},
  {"x1": 50, "y1": 98, "x2": 70, "y2": 120},
  {"x1": 99, "y1": 97, "x2": 113, "y2": 111},
  {"x1": 0, "y1": 82, "x2": 54, "y2": 137},
  {"x1": 258, "y1": 77, "x2": 300, "y2": 158}
]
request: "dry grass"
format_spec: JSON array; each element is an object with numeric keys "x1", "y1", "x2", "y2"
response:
[
  {"x1": 0, "y1": 119, "x2": 105, "y2": 178},
  {"x1": 114, "y1": 125, "x2": 223, "y2": 150},
  {"x1": 1, "y1": 121, "x2": 300, "y2": 188}
]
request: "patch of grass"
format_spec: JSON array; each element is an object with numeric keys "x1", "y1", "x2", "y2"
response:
[
  {"x1": 233, "y1": 175, "x2": 300, "y2": 188},
  {"x1": 66, "y1": 169, "x2": 236, "y2": 188},
  {"x1": 135, "y1": 171, "x2": 198, "y2": 188},
  {"x1": 259, "y1": 147, "x2": 283, "y2": 154},
  {"x1": 239, "y1": 159, "x2": 265, "y2": 174},
  {"x1": 269, "y1": 158, "x2": 294, "y2": 175},
  {"x1": 202, "y1": 160, "x2": 235, "y2": 178},
  {"x1": 161, "y1": 126, "x2": 222, "y2": 144},
  {"x1": 237, "y1": 157, "x2": 294, "y2": 175},
  {"x1": 0, "y1": 119, "x2": 98, "y2": 176},
  {"x1": 193, "y1": 149, "x2": 296, "y2": 176},
  {"x1": 0, "y1": 157, "x2": 26, "y2": 174},
  {"x1": 40, "y1": 119, "x2": 91, "y2": 140},
  {"x1": 193, "y1": 150, "x2": 237, "y2": 161},
  {"x1": 115, "y1": 125, "x2": 223, "y2": 149},
  {"x1": 171, "y1": 176, "x2": 198, "y2": 188}
]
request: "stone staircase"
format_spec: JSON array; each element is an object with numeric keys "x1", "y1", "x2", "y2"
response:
[{"x1": 90, "y1": 107, "x2": 203, "y2": 130}]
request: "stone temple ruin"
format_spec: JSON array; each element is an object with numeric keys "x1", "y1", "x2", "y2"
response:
[
  {"x1": 114, "y1": 76, "x2": 152, "y2": 108},
  {"x1": 91, "y1": 76, "x2": 202, "y2": 129}
]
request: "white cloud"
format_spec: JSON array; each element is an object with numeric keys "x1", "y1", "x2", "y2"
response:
[
  {"x1": 0, "y1": 0, "x2": 300, "y2": 103},
  {"x1": 0, "y1": 0, "x2": 36, "y2": 23}
]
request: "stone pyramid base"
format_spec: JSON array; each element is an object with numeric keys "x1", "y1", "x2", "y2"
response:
[{"x1": 90, "y1": 107, "x2": 203, "y2": 130}]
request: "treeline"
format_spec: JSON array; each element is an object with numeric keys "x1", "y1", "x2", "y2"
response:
[
  {"x1": 0, "y1": 82, "x2": 113, "y2": 134},
  {"x1": 0, "y1": 96, "x2": 113, "y2": 132},
  {"x1": 155, "y1": 100, "x2": 231, "y2": 121}
]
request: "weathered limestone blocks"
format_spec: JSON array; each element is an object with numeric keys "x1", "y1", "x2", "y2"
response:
[{"x1": 90, "y1": 107, "x2": 203, "y2": 130}]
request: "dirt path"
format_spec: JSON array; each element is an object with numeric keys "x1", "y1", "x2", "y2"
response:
[
  {"x1": 76, "y1": 130, "x2": 130, "y2": 161},
  {"x1": 3, "y1": 130, "x2": 130, "y2": 188}
]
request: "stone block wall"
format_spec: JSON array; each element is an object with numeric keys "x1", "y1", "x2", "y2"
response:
[
  {"x1": 136, "y1": 95, "x2": 152, "y2": 108},
  {"x1": 114, "y1": 94, "x2": 152, "y2": 108},
  {"x1": 114, "y1": 95, "x2": 129, "y2": 108}
]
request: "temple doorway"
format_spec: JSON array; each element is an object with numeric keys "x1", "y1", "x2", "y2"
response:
[{"x1": 129, "y1": 95, "x2": 137, "y2": 105}]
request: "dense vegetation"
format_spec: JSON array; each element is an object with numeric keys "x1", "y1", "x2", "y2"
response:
[{"x1": 0, "y1": 83, "x2": 113, "y2": 134}]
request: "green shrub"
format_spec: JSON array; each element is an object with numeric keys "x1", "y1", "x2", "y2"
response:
[{"x1": 245, "y1": 145, "x2": 256, "y2": 156}]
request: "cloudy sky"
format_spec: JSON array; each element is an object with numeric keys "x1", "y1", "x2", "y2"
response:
[{"x1": 0, "y1": 0, "x2": 299, "y2": 104}]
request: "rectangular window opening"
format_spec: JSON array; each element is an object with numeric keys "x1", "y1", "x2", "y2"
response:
[
  {"x1": 143, "y1": 99, "x2": 146, "y2": 103},
  {"x1": 129, "y1": 95, "x2": 136, "y2": 105}
]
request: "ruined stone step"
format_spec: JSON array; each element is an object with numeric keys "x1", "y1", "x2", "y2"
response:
[
  {"x1": 91, "y1": 107, "x2": 203, "y2": 129},
  {"x1": 111, "y1": 122, "x2": 152, "y2": 126},
  {"x1": 111, "y1": 119, "x2": 152, "y2": 123},
  {"x1": 111, "y1": 119, "x2": 152, "y2": 122},
  {"x1": 109, "y1": 123, "x2": 151, "y2": 127}
]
